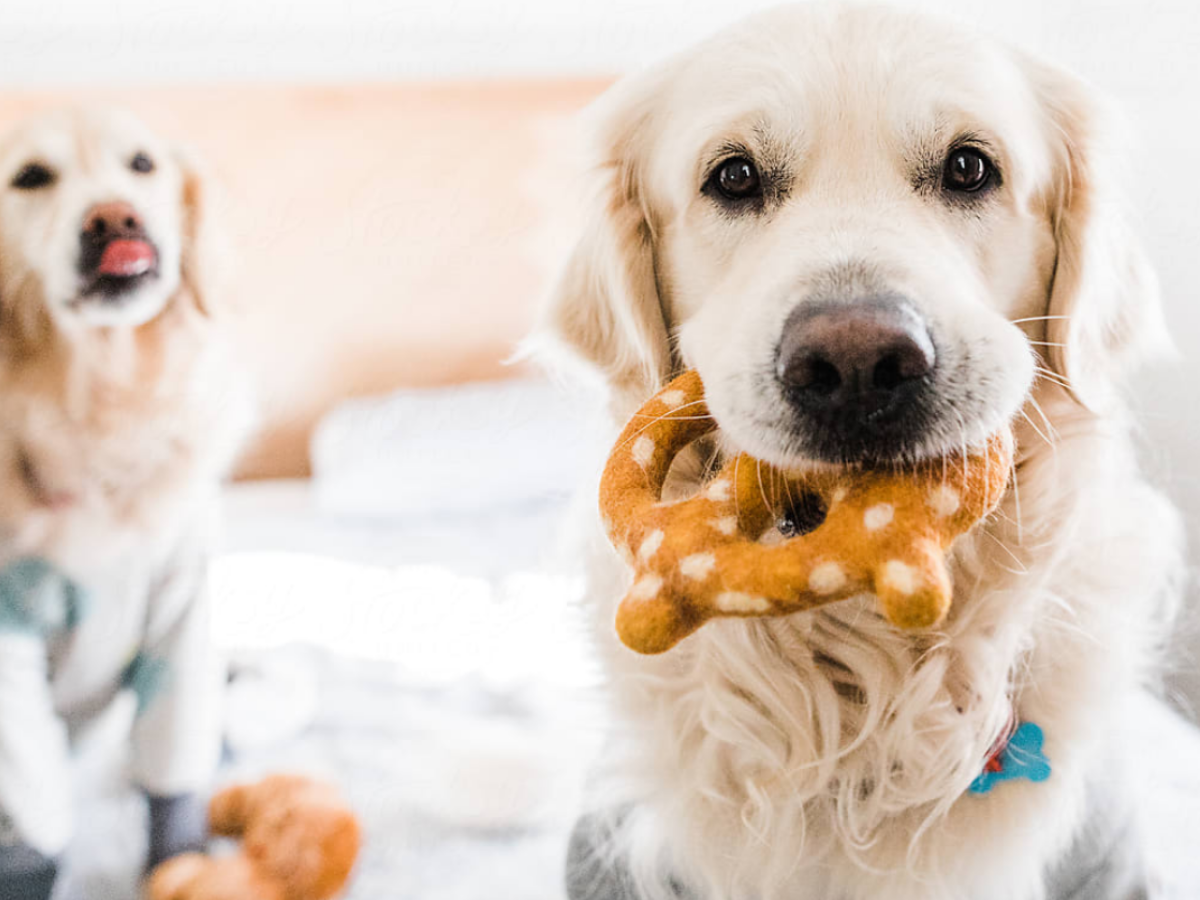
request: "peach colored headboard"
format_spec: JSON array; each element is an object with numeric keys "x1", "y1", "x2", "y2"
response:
[{"x1": 0, "y1": 81, "x2": 610, "y2": 477}]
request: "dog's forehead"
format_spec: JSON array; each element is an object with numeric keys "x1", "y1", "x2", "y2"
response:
[
  {"x1": 650, "y1": 6, "x2": 1047, "y2": 181},
  {"x1": 0, "y1": 112, "x2": 75, "y2": 171},
  {"x1": 0, "y1": 108, "x2": 167, "y2": 174},
  {"x1": 682, "y1": 6, "x2": 1014, "y2": 96}
]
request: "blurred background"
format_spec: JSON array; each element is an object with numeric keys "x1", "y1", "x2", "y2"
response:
[{"x1": 0, "y1": 2, "x2": 1195, "y2": 898}]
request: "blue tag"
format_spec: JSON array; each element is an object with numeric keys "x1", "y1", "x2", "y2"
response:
[{"x1": 969, "y1": 722, "x2": 1051, "y2": 794}]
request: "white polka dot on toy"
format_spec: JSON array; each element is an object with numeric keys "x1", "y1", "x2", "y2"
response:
[
  {"x1": 632, "y1": 436, "x2": 655, "y2": 468},
  {"x1": 863, "y1": 503, "x2": 894, "y2": 531},
  {"x1": 715, "y1": 591, "x2": 771, "y2": 613},
  {"x1": 808, "y1": 561, "x2": 847, "y2": 594},
  {"x1": 680, "y1": 552, "x2": 717, "y2": 581},
  {"x1": 928, "y1": 485, "x2": 961, "y2": 517},
  {"x1": 630, "y1": 573, "x2": 664, "y2": 601},
  {"x1": 882, "y1": 560, "x2": 919, "y2": 595},
  {"x1": 658, "y1": 389, "x2": 687, "y2": 409},
  {"x1": 705, "y1": 479, "x2": 731, "y2": 501},
  {"x1": 711, "y1": 516, "x2": 738, "y2": 535},
  {"x1": 638, "y1": 529, "x2": 664, "y2": 561},
  {"x1": 832, "y1": 487, "x2": 849, "y2": 503}
]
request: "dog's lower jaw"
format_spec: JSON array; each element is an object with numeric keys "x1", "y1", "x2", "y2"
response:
[{"x1": 581, "y1": 412, "x2": 1181, "y2": 900}]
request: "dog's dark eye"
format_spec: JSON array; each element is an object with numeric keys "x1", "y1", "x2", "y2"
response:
[
  {"x1": 942, "y1": 147, "x2": 994, "y2": 193},
  {"x1": 708, "y1": 156, "x2": 762, "y2": 202},
  {"x1": 10, "y1": 162, "x2": 55, "y2": 190},
  {"x1": 130, "y1": 152, "x2": 155, "y2": 174}
]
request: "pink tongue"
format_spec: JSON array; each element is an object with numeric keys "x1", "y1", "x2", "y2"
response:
[{"x1": 98, "y1": 239, "x2": 155, "y2": 277}]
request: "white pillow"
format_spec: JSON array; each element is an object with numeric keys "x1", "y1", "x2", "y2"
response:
[{"x1": 310, "y1": 377, "x2": 607, "y2": 518}]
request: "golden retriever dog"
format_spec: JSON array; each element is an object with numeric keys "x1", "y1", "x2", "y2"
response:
[
  {"x1": 541, "y1": 6, "x2": 1184, "y2": 900},
  {"x1": 0, "y1": 108, "x2": 249, "y2": 898}
]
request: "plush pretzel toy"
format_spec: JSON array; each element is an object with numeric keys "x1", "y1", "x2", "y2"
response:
[
  {"x1": 600, "y1": 371, "x2": 1013, "y2": 654},
  {"x1": 145, "y1": 775, "x2": 360, "y2": 900}
]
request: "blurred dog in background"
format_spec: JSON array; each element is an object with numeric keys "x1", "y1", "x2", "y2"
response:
[{"x1": 0, "y1": 108, "x2": 250, "y2": 899}]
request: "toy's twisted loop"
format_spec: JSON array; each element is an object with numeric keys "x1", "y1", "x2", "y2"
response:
[{"x1": 599, "y1": 371, "x2": 1012, "y2": 654}]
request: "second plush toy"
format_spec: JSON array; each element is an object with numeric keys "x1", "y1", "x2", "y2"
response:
[
  {"x1": 145, "y1": 775, "x2": 360, "y2": 900},
  {"x1": 600, "y1": 370, "x2": 1013, "y2": 654}
]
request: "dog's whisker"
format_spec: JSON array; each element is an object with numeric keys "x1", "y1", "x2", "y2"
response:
[
  {"x1": 978, "y1": 529, "x2": 1028, "y2": 573},
  {"x1": 1031, "y1": 367, "x2": 1074, "y2": 391},
  {"x1": 1025, "y1": 396, "x2": 1059, "y2": 441},
  {"x1": 612, "y1": 401, "x2": 714, "y2": 454},
  {"x1": 1010, "y1": 315, "x2": 1073, "y2": 325},
  {"x1": 756, "y1": 458, "x2": 780, "y2": 525},
  {"x1": 1018, "y1": 410, "x2": 1053, "y2": 451},
  {"x1": 627, "y1": 414, "x2": 717, "y2": 423},
  {"x1": 1007, "y1": 449, "x2": 1024, "y2": 547}
]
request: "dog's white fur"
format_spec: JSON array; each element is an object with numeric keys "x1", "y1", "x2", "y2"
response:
[
  {"x1": 540, "y1": 7, "x2": 1183, "y2": 899},
  {"x1": 0, "y1": 107, "x2": 247, "y2": 571}
]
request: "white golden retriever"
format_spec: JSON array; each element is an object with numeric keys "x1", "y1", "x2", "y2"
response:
[
  {"x1": 0, "y1": 108, "x2": 248, "y2": 895},
  {"x1": 540, "y1": 6, "x2": 1184, "y2": 900},
  {"x1": 0, "y1": 107, "x2": 246, "y2": 567}
]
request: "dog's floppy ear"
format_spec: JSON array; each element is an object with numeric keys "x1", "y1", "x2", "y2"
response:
[
  {"x1": 538, "y1": 72, "x2": 673, "y2": 400},
  {"x1": 0, "y1": 280, "x2": 54, "y2": 357},
  {"x1": 1033, "y1": 61, "x2": 1170, "y2": 411},
  {"x1": 174, "y1": 145, "x2": 228, "y2": 318}
]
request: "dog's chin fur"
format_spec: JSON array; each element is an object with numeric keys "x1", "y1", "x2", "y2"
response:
[
  {"x1": 0, "y1": 287, "x2": 249, "y2": 576},
  {"x1": 537, "y1": 6, "x2": 1185, "y2": 898},
  {"x1": 2, "y1": 298, "x2": 248, "y2": 572}
]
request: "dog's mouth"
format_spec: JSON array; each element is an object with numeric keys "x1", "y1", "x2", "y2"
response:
[
  {"x1": 76, "y1": 235, "x2": 160, "y2": 304},
  {"x1": 721, "y1": 403, "x2": 942, "y2": 475},
  {"x1": 710, "y1": 349, "x2": 1013, "y2": 474}
]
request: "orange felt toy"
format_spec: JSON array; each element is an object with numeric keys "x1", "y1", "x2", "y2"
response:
[
  {"x1": 599, "y1": 370, "x2": 1013, "y2": 654},
  {"x1": 145, "y1": 775, "x2": 361, "y2": 900}
]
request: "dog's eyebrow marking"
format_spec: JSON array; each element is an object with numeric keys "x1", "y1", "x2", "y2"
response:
[
  {"x1": 699, "y1": 126, "x2": 796, "y2": 214},
  {"x1": 908, "y1": 125, "x2": 1005, "y2": 209},
  {"x1": 702, "y1": 140, "x2": 755, "y2": 175},
  {"x1": 907, "y1": 118, "x2": 1003, "y2": 186}
]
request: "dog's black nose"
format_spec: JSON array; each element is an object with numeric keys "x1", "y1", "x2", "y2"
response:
[{"x1": 777, "y1": 297, "x2": 935, "y2": 420}]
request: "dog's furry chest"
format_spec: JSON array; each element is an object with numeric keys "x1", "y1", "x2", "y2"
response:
[{"x1": 2, "y1": 331, "x2": 247, "y2": 567}]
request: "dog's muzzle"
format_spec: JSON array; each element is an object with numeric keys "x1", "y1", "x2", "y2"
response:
[{"x1": 77, "y1": 200, "x2": 159, "y2": 300}]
